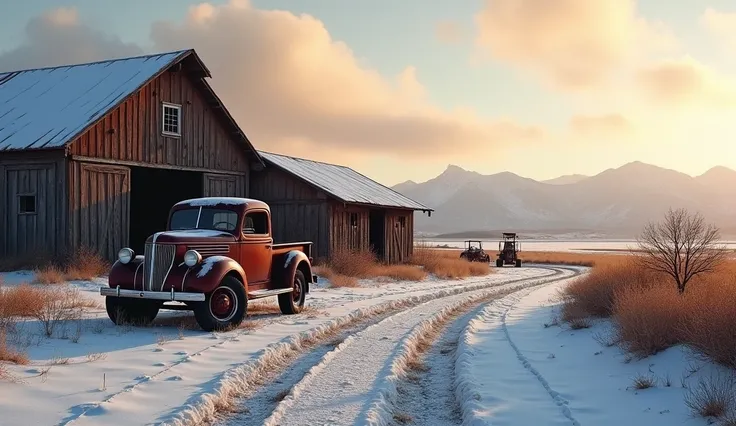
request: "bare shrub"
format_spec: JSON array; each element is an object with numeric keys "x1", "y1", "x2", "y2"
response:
[
  {"x1": 559, "y1": 257, "x2": 654, "y2": 321},
  {"x1": 0, "y1": 328, "x2": 28, "y2": 365},
  {"x1": 637, "y1": 208, "x2": 726, "y2": 294},
  {"x1": 63, "y1": 247, "x2": 110, "y2": 281},
  {"x1": 34, "y1": 288, "x2": 88, "y2": 337},
  {"x1": 33, "y1": 265, "x2": 66, "y2": 284},
  {"x1": 613, "y1": 284, "x2": 685, "y2": 358},
  {"x1": 684, "y1": 374, "x2": 736, "y2": 419},
  {"x1": 680, "y1": 277, "x2": 736, "y2": 368}
]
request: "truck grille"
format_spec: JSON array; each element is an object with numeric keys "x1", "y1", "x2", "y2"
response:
[
  {"x1": 186, "y1": 244, "x2": 229, "y2": 257},
  {"x1": 143, "y1": 243, "x2": 176, "y2": 291}
]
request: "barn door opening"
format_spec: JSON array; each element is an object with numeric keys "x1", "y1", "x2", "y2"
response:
[
  {"x1": 129, "y1": 167, "x2": 203, "y2": 254},
  {"x1": 369, "y1": 209, "x2": 386, "y2": 261}
]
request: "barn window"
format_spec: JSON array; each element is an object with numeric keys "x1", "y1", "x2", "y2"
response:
[
  {"x1": 350, "y1": 213, "x2": 358, "y2": 228},
  {"x1": 399, "y1": 216, "x2": 406, "y2": 228},
  {"x1": 244, "y1": 211, "x2": 269, "y2": 235},
  {"x1": 162, "y1": 102, "x2": 181, "y2": 137},
  {"x1": 18, "y1": 194, "x2": 36, "y2": 215}
]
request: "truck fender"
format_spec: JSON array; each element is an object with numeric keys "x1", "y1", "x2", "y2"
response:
[
  {"x1": 279, "y1": 250, "x2": 314, "y2": 294},
  {"x1": 108, "y1": 255, "x2": 145, "y2": 290},
  {"x1": 182, "y1": 256, "x2": 248, "y2": 295}
]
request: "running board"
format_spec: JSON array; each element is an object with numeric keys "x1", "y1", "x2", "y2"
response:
[{"x1": 248, "y1": 288, "x2": 293, "y2": 299}]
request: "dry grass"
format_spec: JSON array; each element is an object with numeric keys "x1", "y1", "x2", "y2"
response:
[
  {"x1": 558, "y1": 251, "x2": 736, "y2": 370},
  {"x1": 684, "y1": 374, "x2": 736, "y2": 420},
  {"x1": 316, "y1": 244, "x2": 493, "y2": 287},
  {"x1": 32, "y1": 247, "x2": 110, "y2": 284}
]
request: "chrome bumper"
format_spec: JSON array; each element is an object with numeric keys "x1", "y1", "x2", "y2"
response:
[{"x1": 100, "y1": 286, "x2": 206, "y2": 302}]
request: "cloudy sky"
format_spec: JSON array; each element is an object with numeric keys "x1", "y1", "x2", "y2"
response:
[{"x1": 2, "y1": 0, "x2": 736, "y2": 185}]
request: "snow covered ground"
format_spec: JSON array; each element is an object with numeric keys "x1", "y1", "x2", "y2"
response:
[
  {"x1": 457, "y1": 280, "x2": 735, "y2": 426},
  {"x1": 2, "y1": 265, "x2": 732, "y2": 426},
  {"x1": 0, "y1": 267, "x2": 551, "y2": 426}
]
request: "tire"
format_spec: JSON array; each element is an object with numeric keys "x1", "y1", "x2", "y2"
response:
[
  {"x1": 193, "y1": 275, "x2": 247, "y2": 332},
  {"x1": 515, "y1": 259, "x2": 522, "y2": 268},
  {"x1": 279, "y1": 270, "x2": 306, "y2": 315},
  {"x1": 496, "y1": 258, "x2": 503, "y2": 267},
  {"x1": 105, "y1": 297, "x2": 160, "y2": 326}
]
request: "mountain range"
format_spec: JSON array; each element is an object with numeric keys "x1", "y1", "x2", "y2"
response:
[{"x1": 391, "y1": 162, "x2": 736, "y2": 237}]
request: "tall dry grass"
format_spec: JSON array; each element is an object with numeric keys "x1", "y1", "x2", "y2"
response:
[
  {"x1": 559, "y1": 254, "x2": 736, "y2": 368},
  {"x1": 34, "y1": 247, "x2": 110, "y2": 284},
  {"x1": 0, "y1": 277, "x2": 97, "y2": 365},
  {"x1": 315, "y1": 244, "x2": 491, "y2": 287}
]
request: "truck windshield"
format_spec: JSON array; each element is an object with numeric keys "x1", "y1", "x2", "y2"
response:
[{"x1": 169, "y1": 207, "x2": 239, "y2": 232}]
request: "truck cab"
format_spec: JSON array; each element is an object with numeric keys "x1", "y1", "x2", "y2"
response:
[{"x1": 101, "y1": 197, "x2": 317, "y2": 331}]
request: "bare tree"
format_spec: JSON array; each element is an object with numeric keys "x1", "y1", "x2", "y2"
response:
[{"x1": 636, "y1": 208, "x2": 726, "y2": 294}]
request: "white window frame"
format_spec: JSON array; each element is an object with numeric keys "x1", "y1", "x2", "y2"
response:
[{"x1": 162, "y1": 102, "x2": 182, "y2": 137}]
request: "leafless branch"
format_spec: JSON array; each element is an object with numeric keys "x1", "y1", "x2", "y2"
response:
[{"x1": 636, "y1": 208, "x2": 726, "y2": 293}]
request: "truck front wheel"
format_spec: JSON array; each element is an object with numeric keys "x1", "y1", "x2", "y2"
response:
[
  {"x1": 105, "y1": 297, "x2": 160, "y2": 326},
  {"x1": 194, "y1": 276, "x2": 247, "y2": 332},
  {"x1": 279, "y1": 270, "x2": 306, "y2": 315}
]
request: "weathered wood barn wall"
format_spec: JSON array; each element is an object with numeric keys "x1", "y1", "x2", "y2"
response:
[
  {"x1": 251, "y1": 152, "x2": 432, "y2": 264},
  {"x1": 0, "y1": 49, "x2": 263, "y2": 260}
]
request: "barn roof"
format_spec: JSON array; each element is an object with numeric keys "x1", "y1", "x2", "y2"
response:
[
  {"x1": 258, "y1": 151, "x2": 432, "y2": 212},
  {"x1": 0, "y1": 49, "x2": 264, "y2": 165}
]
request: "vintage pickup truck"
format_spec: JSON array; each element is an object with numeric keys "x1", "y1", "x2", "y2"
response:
[{"x1": 100, "y1": 197, "x2": 317, "y2": 331}]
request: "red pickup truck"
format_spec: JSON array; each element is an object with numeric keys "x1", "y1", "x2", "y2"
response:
[{"x1": 100, "y1": 197, "x2": 317, "y2": 331}]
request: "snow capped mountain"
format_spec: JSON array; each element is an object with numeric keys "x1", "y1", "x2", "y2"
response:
[{"x1": 392, "y1": 163, "x2": 736, "y2": 235}]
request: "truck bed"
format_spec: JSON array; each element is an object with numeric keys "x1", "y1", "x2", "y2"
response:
[{"x1": 272, "y1": 241, "x2": 313, "y2": 259}]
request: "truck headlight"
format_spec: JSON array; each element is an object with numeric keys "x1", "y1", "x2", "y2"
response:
[
  {"x1": 184, "y1": 250, "x2": 202, "y2": 267},
  {"x1": 118, "y1": 248, "x2": 134, "y2": 264}
]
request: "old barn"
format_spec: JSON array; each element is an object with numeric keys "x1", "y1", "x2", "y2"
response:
[
  {"x1": 251, "y1": 151, "x2": 432, "y2": 264},
  {"x1": 0, "y1": 49, "x2": 264, "y2": 260}
]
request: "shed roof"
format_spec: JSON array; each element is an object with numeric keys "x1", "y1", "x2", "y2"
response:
[
  {"x1": 258, "y1": 151, "x2": 432, "y2": 212},
  {"x1": 0, "y1": 49, "x2": 263, "y2": 165}
]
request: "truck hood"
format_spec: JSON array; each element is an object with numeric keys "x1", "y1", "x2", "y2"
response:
[{"x1": 146, "y1": 229, "x2": 237, "y2": 244}]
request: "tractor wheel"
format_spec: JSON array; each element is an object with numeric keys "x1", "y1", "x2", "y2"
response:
[
  {"x1": 496, "y1": 258, "x2": 503, "y2": 267},
  {"x1": 515, "y1": 259, "x2": 522, "y2": 268},
  {"x1": 193, "y1": 275, "x2": 247, "y2": 332}
]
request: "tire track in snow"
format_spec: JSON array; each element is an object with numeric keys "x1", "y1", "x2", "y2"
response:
[
  {"x1": 383, "y1": 267, "x2": 583, "y2": 426},
  {"x1": 500, "y1": 285, "x2": 582, "y2": 426},
  {"x1": 258, "y1": 268, "x2": 575, "y2": 426}
]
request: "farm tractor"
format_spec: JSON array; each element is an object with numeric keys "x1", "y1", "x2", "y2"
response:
[
  {"x1": 496, "y1": 232, "x2": 522, "y2": 267},
  {"x1": 459, "y1": 240, "x2": 491, "y2": 263}
]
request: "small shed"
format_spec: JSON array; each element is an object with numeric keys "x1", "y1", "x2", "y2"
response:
[
  {"x1": 0, "y1": 49, "x2": 264, "y2": 261},
  {"x1": 250, "y1": 151, "x2": 432, "y2": 264}
]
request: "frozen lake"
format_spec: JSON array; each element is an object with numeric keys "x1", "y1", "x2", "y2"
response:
[{"x1": 420, "y1": 239, "x2": 736, "y2": 253}]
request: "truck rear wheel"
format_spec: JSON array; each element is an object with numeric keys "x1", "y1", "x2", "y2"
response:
[
  {"x1": 105, "y1": 297, "x2": 160, "y2": 326},
  {"x1": 279, "y1": 270, "x2": 306, "y2": 315},
  {"x1": 194, "y1": 275, "x2": 247, "y2": 332}
]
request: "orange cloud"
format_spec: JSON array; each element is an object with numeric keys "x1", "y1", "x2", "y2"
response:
[
  {"x1": 635, "y1": 58, "x2": 736, "y2": 107},
  {"x1": 435, "y1": 20, "x2": 463, "y2": 44},
  {"x1": 474, "y1": 0, "x2": 677, "y2": 90},
  {"x1": 569, "y1": 114, "x2": 633, "y2": 137},
  {"x1": 0, "y1": 2, "x2": 545, "y2": 163}
]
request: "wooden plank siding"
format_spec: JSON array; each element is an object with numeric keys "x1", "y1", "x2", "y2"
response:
[
  {"x1": 0, "y1": 151, "x2": 67, "y2": 258},
  {"x1": 203, "y1": 173, "x2": 246, "y2": 197},
  {"x1": 250, "y1": 168, "x2": 330, "y2": 260},
  {"x1": 68, "y1": 161, "x2": 131, "y2": 260},
  {"x1": 329, "y1": 203, "x2": 370, "y2": 256},
  {"x1": 66, "y1": 68, "x2": 250, "y2": 175},
  {"x1": 384, "y1": 209, "x2": 414, "y2": 264}
]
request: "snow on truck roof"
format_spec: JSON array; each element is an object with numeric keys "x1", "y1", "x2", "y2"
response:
[
  {"x1": 258, "y1": 151, "x2": 432, "y2": 211},
  {"x1": 174, "y1": 197, "x2": 268, "y2": 208}
]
